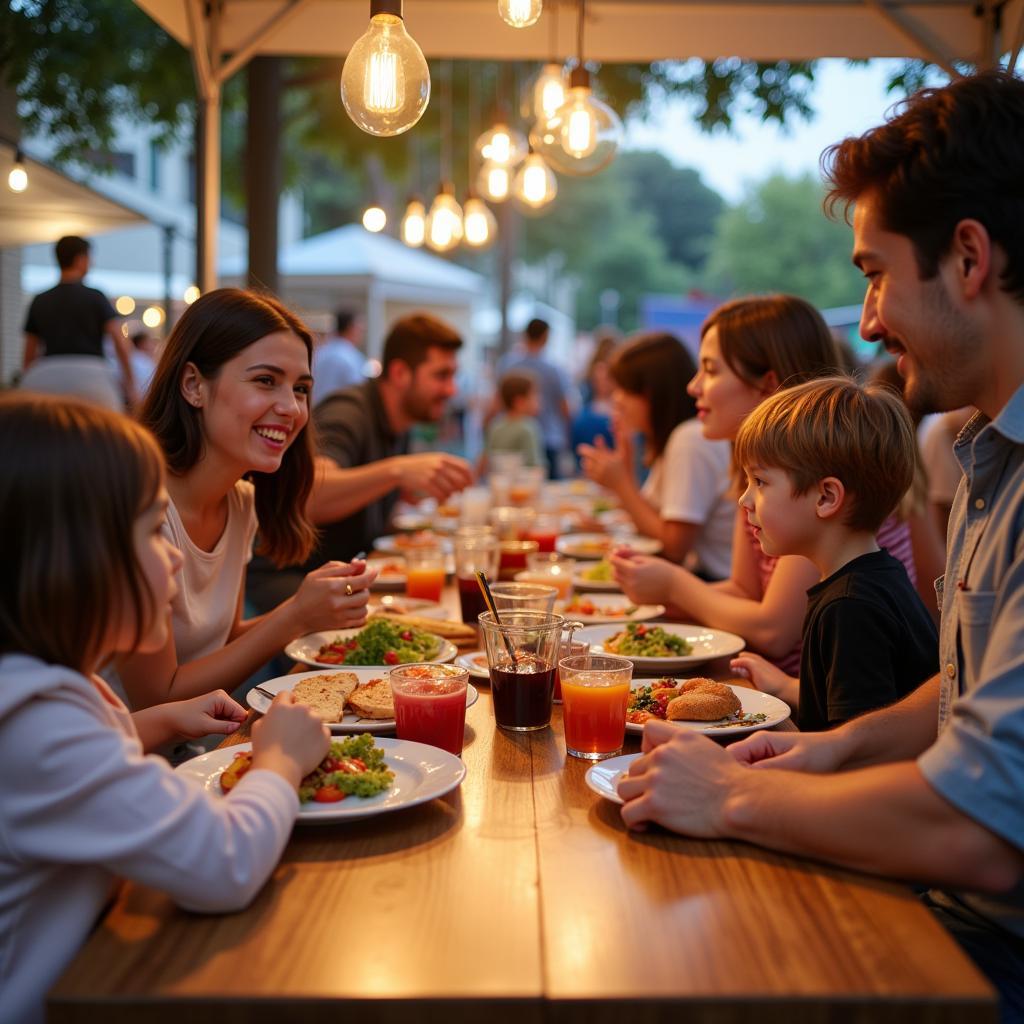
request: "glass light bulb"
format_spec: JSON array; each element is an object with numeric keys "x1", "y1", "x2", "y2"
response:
[
  {"x1": 498, "y1": 0, "x2": 542, "y2": 28},
  {"x1": 474, "y1": 123, "x2": 527, "y2": 167},
  {"x1": 401, "y1": 198, "x2": 426, "y2": 247},
  {"x1": 115, "y1": 295, "x2": 136, "y2": 316},
  {"x1": 142, "y1": 306, "x2": 165, "y2": 329},
  {"x1": 183, "y1": 285, "x2": 201, "y2": 304},
  {"x1": 476, "y1": 160, "x2": 511, "y2": 203},
  {"x1": 340, "y1": 11, "x2": 430, "y2": 137},
  {"x1": 512, "y1": 153, "x2": 557, "y2": 213},
  {"x1": 8, "y1": 165, "x2": 27, "y2": 193},
  {"x1": 526, "y1": 62, "x2": 567, "y2": 122},
  {"x1": 362, "y1": 205, "x2": 387, "y2": 232},
  {"x1": 463, "y1": 197, "x2": 498, "y2": 248},
  {"x1": 529, "y1": 80, "x2": 623, "y2": 177},
  {"x1": 425, "y1": 189, "x2": 464, "y2": 253}
]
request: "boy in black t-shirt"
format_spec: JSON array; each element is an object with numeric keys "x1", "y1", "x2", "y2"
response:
[{"x1": 729, "y1": 376, "x2": 938, "y2": 731}]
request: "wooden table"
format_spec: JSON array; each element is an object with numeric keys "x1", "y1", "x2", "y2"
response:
[{"x1": 50, "y1": 590, "x2": 996, "y2": 1023}]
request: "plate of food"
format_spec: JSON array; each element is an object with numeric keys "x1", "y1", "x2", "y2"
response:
[
  {"x1": 584, "y1": 752, "x2": 639, "y2": 806},
  {"x1": 454, "y1": 649, "x2": 490, "y2": 681},
  {"x1": 573, "y1": 560, "x2": 620, "y2": 592},
  {"x1": 369, "y1": 594, "x2": 446, "y2": 619},
  {"x1": 625, "y1": 677, "x2": 789, "y2": 736},
  {"x1": 556, "y1": 533, "x2": 662, "y2": 560},
  {"x1": 246, "y1": 668, "x2": 479, "y2": 732},
  {"x1": 559, "y1": 593, "x2": 665, "y2": 625},
  {"x1": 374, "y1": 531, "x2": 454, "y2": 555},
  {"x1": 367, "y1": 556, "x2": 407, "y2": 591},
  {"x1": 285, "y1": 618, "x2": 458, "y2": 670},
  {"x1": 176, "y1": 734, "x2": 467, "y2": 823},
  {"x1": 573, "y1": 622, "x2": 745, "y2": 672}
]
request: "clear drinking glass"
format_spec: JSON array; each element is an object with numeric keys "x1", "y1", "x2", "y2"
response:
[
  {"x1": 488, "y1": 581, "x2": 558, "y2": 615},
  {"x1": 558, "y1": 652, "x2": 633, "y2": 760},
  {"x1": 455, "y1": 533, "x2": 500, "y2": 624},
  {"x1": 390, "y1": 663, "x2": 469, "y2": 756}
]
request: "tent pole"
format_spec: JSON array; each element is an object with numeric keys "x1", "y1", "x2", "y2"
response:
[{"x1": 864, "y1": 0, "x2": 961, "y2": 78}]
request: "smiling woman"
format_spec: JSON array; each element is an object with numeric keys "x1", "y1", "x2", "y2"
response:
[{"x1": 114, "y1": 289, "x2": 377, "y2": 710}]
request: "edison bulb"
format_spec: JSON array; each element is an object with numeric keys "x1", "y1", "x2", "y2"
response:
[
  {"x1": 512, "y1": 152, "x2": 557, "y2": 213},
  {"x1": 340, "y1": 2, "x2": 430, "y2": 137},
  {"x1": 425, "y1": 186, "x2": 464, "y2": 253},
  {"x1": 115, "y1": 295, "x2": 136, "y2": 316},
  {"x1": 401, "y1": 198, "x2": 426, "y2": 247},
  {"x1": 474, "y1": 123, "x2": 527, "y2": 168},
  {"x1": 498, "y1": 0, "x2": 542, "y2": 28},
  {"x1": 476, "y1": 160, "x2": 511, "y2": 203},
  {"x1": 529, "y1": 67, "x2": 622, "y2": 176},
  {"x1": 8, "y1": 164, "x2": 27, "y2": 193},
  {"x1": 463, "y1": 197, "x2": 498, "y2": 248},
  {"x1": 524, "y1": 62, "x2": 567, "y2": 123},
  {"x1": 362, "y1": 205, "x2": 387, "y2": 232},
  {"x1": 183, "y1": 285, "x2": 201, "y2": 304},
  {"x1": 142, "y1": 306, "x2": 165, "y2": 329}
]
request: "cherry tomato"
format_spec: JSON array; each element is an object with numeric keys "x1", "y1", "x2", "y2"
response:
[
  {"x1": 313, "y1": 785, "x2": 346, "y2": 802},
  {"x1": 384, "y1": 650, "x2": 400, "y2": 665},
  {"x1": 401, "y1": 630, "x2": 413, "y2": 642},
  {"x1": 318, "y1": 651, "x2": 344, "y2": 665}
]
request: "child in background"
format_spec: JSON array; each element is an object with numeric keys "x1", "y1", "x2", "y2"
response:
[
  {"x1": 729, "y1": 377, "x2": 938, "y2": 730},
  {"x1": 0, "y1": 394, "x2": 330, "y2": 1024},
  {"x1": 483, "y1": 372, "x2": 544, "y2": 472}
]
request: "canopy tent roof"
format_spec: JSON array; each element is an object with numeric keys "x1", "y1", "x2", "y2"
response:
[
  {"x1": 0, "y1": 148, "x2": 146, "y2": 248},
  {"x1": 136, "y1": 0, "x2": 1024, "y2": 69}
]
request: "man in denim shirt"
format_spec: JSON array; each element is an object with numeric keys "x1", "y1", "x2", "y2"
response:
[{"x1": 614, "y1": 71, "x2": 1024, "y2": 1019}]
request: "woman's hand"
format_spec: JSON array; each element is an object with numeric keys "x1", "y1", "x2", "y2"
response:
[
  {"x1": 577, "y1": 435, "x2": 630, "y2": 493},
  {"x1": 291, "y1": 560, "x2": 377, "y2": 634},
  {"x1": 610, "y1": 550, "x2": 679, "y2": 606},
  {"x1": 165, "y1": 689, "x2": 248, "y2": 739},
  {"x1": 251, "y1": 691, "x2": 330, "y2": 787}
]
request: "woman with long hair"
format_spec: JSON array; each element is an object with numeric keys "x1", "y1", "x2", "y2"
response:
[{"x1": 118, "y1": 288, "x2": 374, "y2": 708}]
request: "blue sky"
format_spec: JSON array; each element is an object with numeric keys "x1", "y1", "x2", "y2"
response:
[{"x1": 625, "y1": 59, "x2": 911, "y2": 202}]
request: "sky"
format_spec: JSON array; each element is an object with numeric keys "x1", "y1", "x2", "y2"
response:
[{"x1": 624, "y1": 59, "x2": 909, "y2": 203}]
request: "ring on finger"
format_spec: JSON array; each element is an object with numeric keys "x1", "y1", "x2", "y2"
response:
[{"x1": 345, "y1": 583, "x2": 354, "y2": 596}]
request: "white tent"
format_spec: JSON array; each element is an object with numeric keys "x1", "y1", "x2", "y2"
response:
[
  {"x1": 220, "y1": 223, "x2": 484, "y2": 357},
  {"x1": 133, "y1": 0, "x2": 1024, "y2": 289}
]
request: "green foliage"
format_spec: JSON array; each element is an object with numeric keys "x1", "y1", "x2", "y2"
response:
[{"x1": 705, "y1": 172, "x2": 865, "y2": 309}]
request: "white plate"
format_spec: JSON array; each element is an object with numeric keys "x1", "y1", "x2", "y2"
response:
[
  {"x1": 367, "y1": 556, "x2": 407, "y2": 592},
  {"x1": 574, "y1": 622, "x2": 745, "y2": 672},
  {"x1": 572, "y1": 565, "x2": 620, "y2": 592},
  {"x1": 556, "y1": 532, "x2": 663, "y2": 560},
  {"x1": 392, "y1": 511, "x2": 433, "y2": 532},
  {"x1": 584, "y1": 752, "x2": 640, "y2": 806},
  {"x1": 455, "y1": 649, "x2": 491, "y2": 681},
  {"x1": 374, "y1": 533, "x2": 454, "y2": 555},
  {"x1": 246, "y1": 668, "x2": 479, "y2": 732},
  {"x1": 285, "y1": 629, "x2": 459, "y2": 670},
  {"x1": 625, "y1": 681, "x2": 790, "y2": 736},
  {"x1": 557, "y1": 593, "x2": 665, "y2": 625},
  {"x1": 369, "y1": 594, "x2": 446, "y2": 619},
  {"x1": 176, "y1": 738, "x2": 466, "y2": 823}
]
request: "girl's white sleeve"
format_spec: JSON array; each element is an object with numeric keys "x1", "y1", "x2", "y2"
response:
[{"x1": 1, "y1": 689, "x2": 297, "y2": 913}]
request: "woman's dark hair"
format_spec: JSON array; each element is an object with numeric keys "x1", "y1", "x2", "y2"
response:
[
  {"x1": 701, "y1": 295, "x2": 841, "y2": 390},
  {"x1": 0, "y1": 394, "x2": 165, "y2": 673},
  {"x1": 609, "y1": 332, "x2": 697, "y2": 460},
  {"x1": 139, "y1": 288, "x2": 317, "y2": 567},
  {"x1": 823, "y1": 70, "x2": 1024, "y2": 305}
]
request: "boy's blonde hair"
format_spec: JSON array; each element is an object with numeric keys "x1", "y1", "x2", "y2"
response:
[{"x1": 733, "y1": 376, "x2": 916, "y2": 532}]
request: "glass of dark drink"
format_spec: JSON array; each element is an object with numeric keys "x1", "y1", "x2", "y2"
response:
[
  {"x1": 454, "y1": 531, "x2": 500, "y2": 625},
  {"x1": 478, "y1": 611, "x2": 565, "y2": 731}
]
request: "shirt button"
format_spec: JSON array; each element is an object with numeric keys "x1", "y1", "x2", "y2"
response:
[
  {"x1": 974, "y1": 498, "x2": 986, "y2": 510},
  {"x1": 946, "y1": 663, "x2": 957, "y2": 679}
]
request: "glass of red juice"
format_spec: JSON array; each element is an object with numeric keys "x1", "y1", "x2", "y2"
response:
[
  {"x1": 479, "y1": 610, "x2": 565, "y2": 731},
  {"x1": 454, "y1": 532, "x2": 500, "y2": 624},
  {"x1": 389, "y1": 663, "x2": 469, "y2": 756},
  {"x1": 525, "y1": 513, "x2": 560, "y2": 553}
]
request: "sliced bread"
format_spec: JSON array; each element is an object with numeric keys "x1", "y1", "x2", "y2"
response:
[
  {"x1": 291, "y1": 672, "x2": 360, "y2": 722},
  {"x1": 347, "y1": 677, "x2": 395, "y2": 720}
]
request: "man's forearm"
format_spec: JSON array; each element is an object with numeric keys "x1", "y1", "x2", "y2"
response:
[{"x1": 306, "y1": 456, "x2": 400, "y2": 525}]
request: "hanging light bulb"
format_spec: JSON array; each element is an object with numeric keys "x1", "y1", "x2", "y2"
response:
[
  {"x1": 530, "y1": 65, "x2": 622, "y2": 176},
  {"x1": 362, "y1": 204, "x2": 387, "y2": 232},
  {"x1": 527, "y1": 62, "x2": 568, "y2": 123},
  {"x1": 512, "y1": 150, "x2": 557, "y2": 213},
  {"x1": 474, "y1": 122, "x2": 528, "y2": 168},
  {"x1": 476, "y1": 160, "x2": 512, "y2": 203},
  {"x1": 498, "y1": 0, "x2": 543, "y2": 28},
  {"x1": 340, "y1": 0, "x2": 430, "y2": 137},
  {"x1": 8, "y1": 149, "x2": 27, "y2": 193},
  {"x1": 425, "y1": 183, "x2": 464, "y2": 253},
  {"x1": 401, "y1": 197, "x2": 426, "y2": 247},
  {"x1": 463, "y1": 196, "x2": 498, "y2": 248}
]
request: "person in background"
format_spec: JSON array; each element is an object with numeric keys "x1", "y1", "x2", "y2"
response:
[
  {"x1": 577, "y1": 332, "x2": 734, "y2": 579},
  {"x1": 311, "y1": 309, "x2": 366, "y2": 406},
  {"x1": 612, "y1": 296, "x2": 917, "y2": 675},
  {"x1": 129, "y1": 330, "x2": 160, "y2": 398},
  {"x1": 729, "y1": 377, "x2": 937, "y2": 730},
  {"x1": 21, "y1": 235, "x2": 136, "y2": 410},
  {"x1": 617, "y1": 71, "x2": 1024, "y2": 1019},
  {"x1": 117, "y1": 288, "x2": 374, "y2": 709},
  {"x1": 497, "y1": 318, "x2": 571, "y2": 479},
  {"x1": 246, "y1": 313, "x2": 474, "y2": 613},
  {"x1": 483, "y1": 372, "x2": 544, "y2": 472},
  {"x1": 571, "y1": 329, "x2": 619, "y2": 460},
  {"x1": 0, "y1": 393, "x2": 330, "y2": 1024},
  {"x1": 918, "y1": 406, "x2": 972, "y2": 538}
]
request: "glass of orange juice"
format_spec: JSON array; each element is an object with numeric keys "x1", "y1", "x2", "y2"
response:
[
  {"x1": 558, "y1": 653, "x2": 633, "y2": 760},
  {"x1": 405, "y1": 543, "x2": 446, "y2": 602}
]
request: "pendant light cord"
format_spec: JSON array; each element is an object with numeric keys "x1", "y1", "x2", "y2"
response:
[
  {"x1": 441, "y1": 60, "x2": 453, "y2": 184},
  {"x1": 576, "y1": 0, "x2": 585, "y2": 65}
]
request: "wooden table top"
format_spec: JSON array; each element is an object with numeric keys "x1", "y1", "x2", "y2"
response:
[{"x1": 50, "y1": 588, "x2": 996, "y2": 1023}]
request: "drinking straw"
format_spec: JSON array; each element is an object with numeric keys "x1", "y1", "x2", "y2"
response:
[{"x1": 475, "y1": 570, "x2": 519, "y2": 669}]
